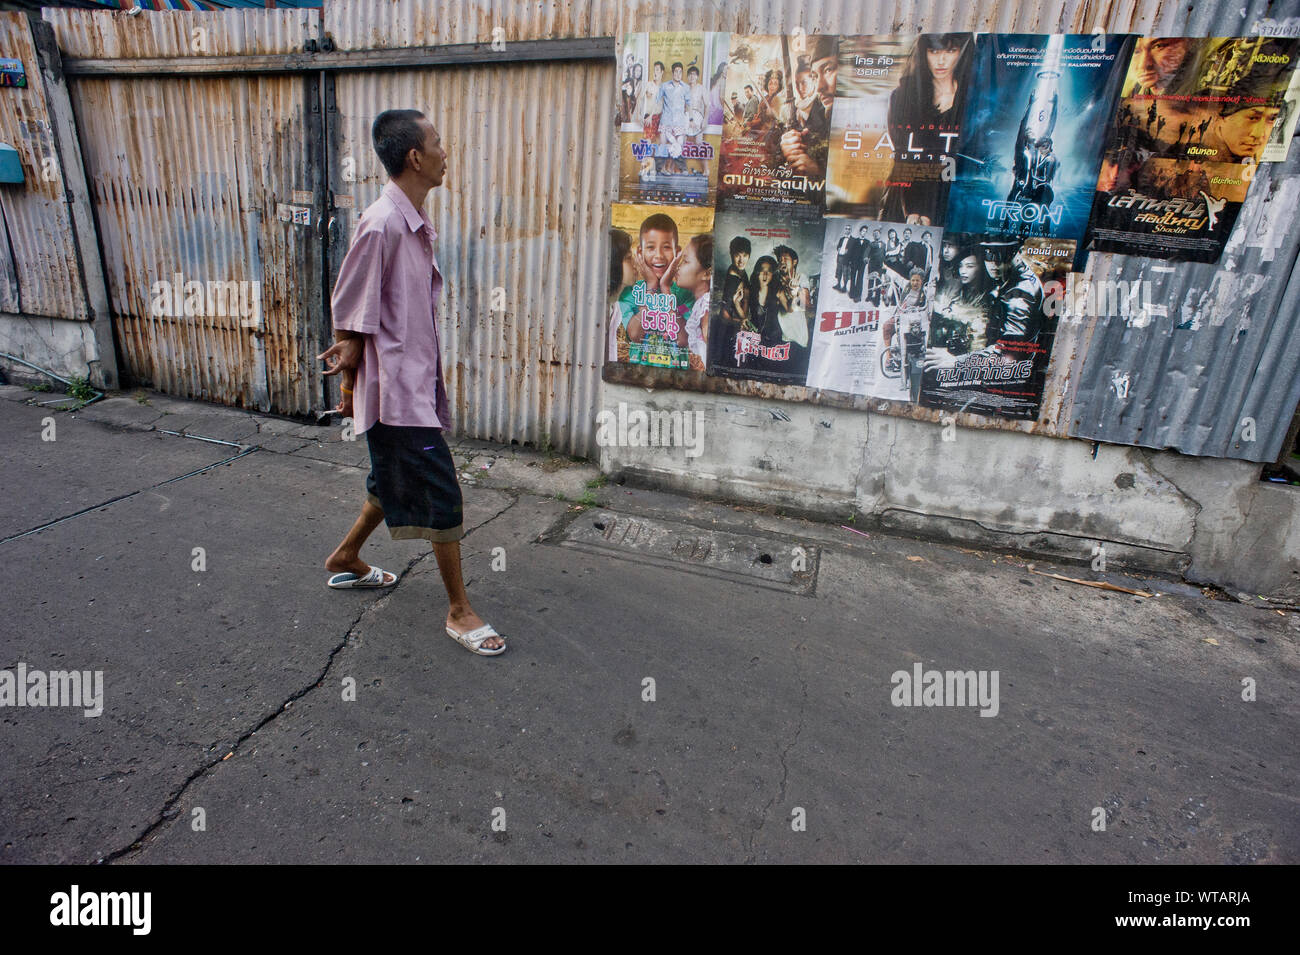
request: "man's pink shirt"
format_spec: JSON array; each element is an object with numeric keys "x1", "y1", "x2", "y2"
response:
[{"x1": 330, "y1": 181, "x2": 450, "y2": 434}]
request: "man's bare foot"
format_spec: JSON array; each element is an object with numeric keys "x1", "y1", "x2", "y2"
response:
[
  {"x1": 447, "y1": 607, "x2": 503, "y2": 650},
  {"x1": 325, "y1": 547, "x2": 370, "y2": 578}
]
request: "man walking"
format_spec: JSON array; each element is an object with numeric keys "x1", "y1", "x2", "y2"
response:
[{"x1": 318, "y1": 109, "x2": 505, "y2": 656}]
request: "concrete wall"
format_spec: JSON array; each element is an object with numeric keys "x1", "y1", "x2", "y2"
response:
[
  {"x1": 0, "y1": 312, "x2": 103, "y2": 385},
  {"x1": 599, "y1": 382, "x2": 1300, "y2": 603}
]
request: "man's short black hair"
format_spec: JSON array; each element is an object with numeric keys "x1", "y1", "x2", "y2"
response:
[
  {"x1": 671, "y1": 61, "x2": 683, "y2": 73},
  {"x1": 687, "y1": 65, "x2": 700, "y2": 77},
  {"x1": 808, "y1": 35, "x2": 837, "y2": 65},
  {"x1": 773, "y1": 244, "x2": 798, "y2": 265},
  {"x1": 372, "y1": 109, "x2": 428, "y2": 178},
  {"x1": 640, "y1": 212, "x2": 678, "y2": 245},
  {"x1": 729, "y1": 236, "x2": 752, "y2": 258}
]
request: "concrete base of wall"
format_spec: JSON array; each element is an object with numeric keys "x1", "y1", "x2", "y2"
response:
[
  {"x1": 599, "y1": 383, "x2": 1300, "y2": 604},
  {"x1": 0, "y1": 313, "x2": 106, "y2": 387}
]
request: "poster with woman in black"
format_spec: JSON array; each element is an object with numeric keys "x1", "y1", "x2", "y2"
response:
[
  {"x1": 825, "y1": 34, "x2": 974, "y2": 224},
  {"x1": 707, "y1": 210, "x2": 823, "y2": 385}
]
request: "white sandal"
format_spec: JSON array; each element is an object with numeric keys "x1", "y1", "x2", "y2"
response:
[
  {"x1": 327, "y1": 566, "x2": 397, "y2": 589},
  {"x1": 445, "y1": 623, "x2": 507, "y2": 656}
]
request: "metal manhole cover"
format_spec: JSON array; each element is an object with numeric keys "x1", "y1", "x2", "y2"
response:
[{"x1": 554, "y1": 508, "x2": 819, "y2": 594}]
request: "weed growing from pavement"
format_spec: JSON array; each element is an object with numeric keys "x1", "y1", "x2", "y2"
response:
[{"x1": 66, "y1": 376, "x2": 95, "y2": 403}]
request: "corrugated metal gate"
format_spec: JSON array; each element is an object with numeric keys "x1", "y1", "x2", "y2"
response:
[{"x1": 46, "y1": 9, "x2": 325, "y2": 414}]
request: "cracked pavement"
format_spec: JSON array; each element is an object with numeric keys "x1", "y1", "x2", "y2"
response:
[{"x1": 1, "y1": 386, "x2": 1298, "y2": 863}]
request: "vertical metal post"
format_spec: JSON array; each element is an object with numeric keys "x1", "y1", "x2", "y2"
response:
[{"x1": 28, "y1": 17, "x2": 119, "y2": 390}]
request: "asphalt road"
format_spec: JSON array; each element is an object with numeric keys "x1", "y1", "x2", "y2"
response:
[{"x1": 1, "y1": 389, "x2": 1296, "y2": 863}]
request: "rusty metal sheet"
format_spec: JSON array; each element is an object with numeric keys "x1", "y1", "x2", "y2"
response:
[
  {"x1": 322, "y1": 0, "x2": 1288, "y2": 49},
  {"x1": 43, "y1": 7, "x2": 315, "y2": 60},
  {"x1": 332, "y1": 58, "x2": 613, "y2": 456},
  {"x1": 50, "y1": 6, "x2": 323, "y2": 415},
  {"x1": 0, "y1": 12, "x2": 88, "y2": 322},
  {"x1": 41, "y1": 0, "x2": 1300, "y2": 456}
]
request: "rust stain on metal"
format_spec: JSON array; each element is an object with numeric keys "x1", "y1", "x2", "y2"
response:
[{"x1": 57, "y1": 9, "x2": 321, "y2": 415}]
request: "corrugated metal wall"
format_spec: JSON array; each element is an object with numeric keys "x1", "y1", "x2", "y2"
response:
[
  {"x1": 45, "y1": 8, "x2": 323, "y2": 414},
  {"x1": 323, "y1": 0, "x2": 1300, "y2": 458},
  {"x1": 321, "y1": 0, "x2": 1296, "y2": 43},
  {"x1": 0, "y1": 12, "x2": 88, "y2": 321},
  {"x1": 1071, "y1": 145, "x2": 1300, "y2": 462},
  {"x1": 330, "y1": 62, "x2": 612, "y2": 455},
  {"x1": 31, "y1": 0, "x2": 1300, "y2": 458}
]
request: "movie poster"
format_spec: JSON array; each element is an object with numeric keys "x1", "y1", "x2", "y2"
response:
[
  {"x1": 707, "y1": 209, "x2": 822, "y2": 385},
  {"x1": 616, "y1": 32, "x2": 729, "y2": 205},
  {"x1": 1261, "y1": 66, "x2": 1300, "y2": 162},
  {"x1": 717, "y1": 34, "x2": 839, "y2": 210},
  {"x1": 806, "y1": 219, "x2": 940, "y2": 402},
  {"x1": 607, "y1": 203, "x2": 715, "y2": 370},
  {"x1": 919, "y1": 234, "x2": 1071, "y2": 420},
  {"x1": 1086, "y1": 36, "x2": 1300, "y2": 262},
  {"x1": 825, "y1": 34, "x2": 975, "y2": 223},
  {"x1": 946, "y1": 34, "x2": 1133, "y2": 243}
]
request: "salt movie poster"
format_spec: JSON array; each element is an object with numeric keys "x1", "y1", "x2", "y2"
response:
[
  {"x1": 946, "y1": 34, "x2": 1133, "y2": 243},
  {"x1": 617, "y1": 32, "x2": 730, "y2": 205},
  {"x1": 806, "y1": 219, "x2": 940, "y2": 403},
  {"x1": 707, "y1": 209, "x2": 822, "y2": 385},
  {"x1": 919, "y1": 234, "x2": 1071, "y2": 420},
  {"x1": 825, "y1": 33, "x2": 975, "y2": 223},
  {"x1": 1086, "y1": 36, "x2": 1300, "y2": 262},
  {"x1": 717, "y1": 33, "x2": 838, "y2": 210},
  {"x1": 607, "y1": 202, "x2": 715, "y2": 371}
]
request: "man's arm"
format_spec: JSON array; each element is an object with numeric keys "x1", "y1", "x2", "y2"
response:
[{"x1": 318, "y1": 226, "x2": 385, "y2": 395}]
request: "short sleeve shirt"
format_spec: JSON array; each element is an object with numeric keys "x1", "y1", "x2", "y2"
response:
[{"x1": 330, "y1": 181, "x2": 449, "y2": 434}]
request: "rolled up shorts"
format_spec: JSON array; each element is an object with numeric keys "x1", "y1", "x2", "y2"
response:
[{"x1": 364, "y1": 421, "x2": 464, "y2": 543}]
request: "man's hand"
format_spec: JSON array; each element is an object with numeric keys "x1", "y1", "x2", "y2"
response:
[
  {"x1": 923, "y1": 347, "x2": 959, "y2": 371},
  {"x1": 318, "y1": 337, "x2": 363, "y2": 376},
  {"x1": 780, "y1": 129, "x2": 821, "y2": 176}
]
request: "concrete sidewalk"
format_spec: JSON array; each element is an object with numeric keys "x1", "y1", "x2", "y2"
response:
[{"x1": 1, "y1": 385, "x2": 1297, "y2": 863}]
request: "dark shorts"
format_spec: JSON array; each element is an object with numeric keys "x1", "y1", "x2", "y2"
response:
[{"x1": 364, "y1": 421, "x2": 464, "y2": 543}]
